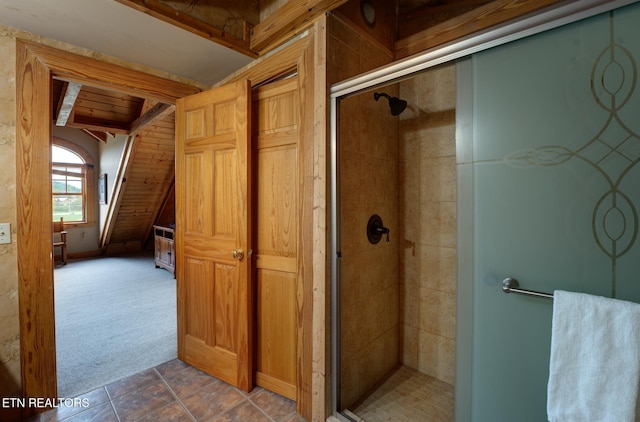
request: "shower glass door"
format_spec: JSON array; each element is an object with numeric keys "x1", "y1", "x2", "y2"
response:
[{"x1": 463, "y1": 2, "x2": 640, "y2": 420}]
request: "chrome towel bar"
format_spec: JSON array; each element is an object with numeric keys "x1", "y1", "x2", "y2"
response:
[{"x1": 502, "y1": 278, "x2": 554, "y2": 299}]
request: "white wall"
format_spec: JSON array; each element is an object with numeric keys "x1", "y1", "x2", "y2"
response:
[
  {"x1": 53, "y1": 126, "x2": 100, "y2": 254},
  {"x1": 52, "y1": 128, "x2": 128, "y2": 255},
  {"x1": 98, "y1": 134, "x2": 127, "y2": 233}
]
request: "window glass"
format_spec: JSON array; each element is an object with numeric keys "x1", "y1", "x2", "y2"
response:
[
  {"x1": 52, "y1": 145, "x2": 87, "y2": 223},
  {"x1": 52, "y1": 146, "x2": 83, "y2": 164}
]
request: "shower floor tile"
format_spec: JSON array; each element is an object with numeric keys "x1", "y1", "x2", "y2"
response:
[{"x1": 350, "y1": 365, "x2": 454, "y2": 422}]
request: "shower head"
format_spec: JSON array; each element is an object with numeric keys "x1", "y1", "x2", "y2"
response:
[{"x1": 374, "y1": 92, "x2": 407, "y2": 116}]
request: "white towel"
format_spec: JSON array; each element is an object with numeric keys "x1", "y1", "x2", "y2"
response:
[{"x1": 547, "y1": 290, "x2": 640, "y2": 422}]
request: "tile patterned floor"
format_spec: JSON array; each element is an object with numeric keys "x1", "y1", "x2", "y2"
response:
[
  {"x1": 349, "y1": 365, "x2": 454, "y2": 422},
  {"x1": 33, "y1": 360, "x2": 306, "y2": 422}
]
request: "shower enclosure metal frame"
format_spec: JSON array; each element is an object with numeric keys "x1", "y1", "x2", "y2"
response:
[{"x1": 328, "y1": 0, "x2": 636, "y2": 420}]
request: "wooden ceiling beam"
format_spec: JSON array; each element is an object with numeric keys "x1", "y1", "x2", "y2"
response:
[
  {"x1": 55, "y1": 81, "x2": 82, "y2": 127},
  {"x1": 114, "y1": 0, "x2": 257, "y2": 58},
  {"x1": 128, "y1": 102, "x2": 175, "y2": 136},
  {"x1": 65, "y1": 117, "x2": 131, "y2": 135},
  {"x1": 82, "y1": 129, "x2": 110, "y2": 143},
  {"x1": 399, "y1": 0, "x2": 492, "y2": 22},
  {"x1": 395, "y1": 0, "x2": 567, "y2": 59},
  {"x1": 250, "y1": 0, "x2": 348, "y2": 54}
]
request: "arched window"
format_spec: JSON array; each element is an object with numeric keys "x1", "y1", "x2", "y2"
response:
[{"x1": 52, "y1": 138, "x2": 95, "y2": 225}]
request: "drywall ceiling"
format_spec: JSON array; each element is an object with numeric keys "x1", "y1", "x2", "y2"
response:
[{"x1": 0, "y1": 0, "x2": 254, "y2": 86}]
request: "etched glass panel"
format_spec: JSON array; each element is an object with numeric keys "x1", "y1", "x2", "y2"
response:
[{"x1": 470, "y1": 3, "x2": 640, "y2": 420}]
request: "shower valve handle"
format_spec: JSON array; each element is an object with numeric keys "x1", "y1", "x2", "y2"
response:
[
  {"x1": 375, "y1": 226, "x2": 390, "y2": 242},
  {"x1": 367, "y1": 214, "x2": 390, "y2": 244}
]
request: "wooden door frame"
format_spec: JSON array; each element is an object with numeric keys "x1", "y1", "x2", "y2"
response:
[
  {"x1": 16, "y1": 39, "x2": 200, "y2": 406},
  {"x1": 220, "y1": 32, "x2": 320, "y2": 420}
]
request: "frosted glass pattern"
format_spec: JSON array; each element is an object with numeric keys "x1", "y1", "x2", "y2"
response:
[{"x1": 470, "y1": 3, "x2": 640, "y2": 420}]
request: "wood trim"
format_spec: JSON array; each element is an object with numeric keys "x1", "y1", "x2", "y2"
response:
[
  {"x1": 310, "y1": 16, "x2": 329, "y2": 421},
  {"x1": 255, "y1": 372, "x2": 297, "y2": 400},
  {"x1": 222, "y1": 29, "x2": 318, "y2": 420},
  {"x1": 395, "y1": 0, "x2": 566, "y2": 59},
  {"x1": 218, "y1": 36, "x2": 312, "y2": 88},
  {"x1": 16, "y1": 39, "x2": 200, "y2": 411},
  {"x1": 399, "y1": 0, "x2": 492, "y2": 22},
  {"x1": 114, "y1": 0, "x2": 258, "y2": 58},
  {"x1": 99, "y1": 135, "x2": 138, "y2": 250},
  {"x1": 299, "y1": 21, "x2": 321, "y2": 421},
  {"x1": 250, "y1": 0, "x2": 347, "y2": 54},
  {"x1": 19, "y1": 40, "x2": 200, "y2": 103},
  {"x1": 52, "y1": 137, "x2": 94, "y2": 165},
  {"x1": 16, "y1": 37, "x2": 57, "y2": 410}
]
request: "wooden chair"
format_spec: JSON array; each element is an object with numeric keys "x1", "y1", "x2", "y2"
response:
[{"x1": 53, "y1": 217, "x2": 68, "y2": 265}]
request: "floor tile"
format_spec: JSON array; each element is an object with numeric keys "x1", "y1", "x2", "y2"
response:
[
  {"x1": 251, "y1": 388, "x2": 297, "y2": 420},
  {"x1": 104, "y1": 368, "x2": 160, "y2": 399},
  {"x1": 163, "y1": 365, "x2": 220, "y2": 400},
  {"x1": 38, "y1": 360, "x2": 308, "y2": 422},
  {"x1": 111, "y1": 378, "x2": 176, "y2": 421},
  {"x1": 208, "y1": 400, "x2": 271, "y2": 422},
  {"x1": 137, "y1": 401, "x2": 195, "y2": 422},
  {"x1": 41, "y1": 388, "x2": 109, "y2": 422},
  {"x1": 282, "y1": 412, "x2": 307, "y2": 422},
  {"x1": 63, "y1": 402, "x2": 118, "y2": 422},
  {"x1": 155, "y1": 359, "x2": 190, "y2": 379},
  {"x1": 181, "y1": 385, "x2": 246, "y2": 421},
  {"x1": 351, "y1": 365, "x2": 453, "y2": 422}
]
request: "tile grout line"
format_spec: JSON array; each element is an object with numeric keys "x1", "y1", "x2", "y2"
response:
[
  {"x1": 237, "y1": 386, "x2": 278, "y2": 420},
  {"x1": 103, "y1": 385, "x2": 122, "y2": 422},
  {"x1": 217, "y1": 396, "x2": 264, "y2": 421},
  {"x1": 154, "y1": 367, "x2": 197, "y2": 422},
  {"x1": 53, "y1": 386, "x2": 117, "y2": 422},
  {"x1": 246, "y1": 398, "x2": 277, "y2": 422}
]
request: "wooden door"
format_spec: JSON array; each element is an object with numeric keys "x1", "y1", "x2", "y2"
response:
[
  {"x1": 175, "y1": 80, "x2": 252, "y2": 391},
  {"x1": 253, "y1": 76, "x2": 301, "y2": 400}
]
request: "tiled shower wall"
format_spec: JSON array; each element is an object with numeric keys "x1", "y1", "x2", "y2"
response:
[
  {"x1": 339, "y1": 87, "x2": 400, "y2": 408},
  {"x1": 398, "y1": 65, "x2": 457, "y2": 385},
  {"x1": 330, "y1": 12, "x2": 458, "y2": 405},
  {"x1": 328, "y1": 15, "x2": 400, "y2": 409}
]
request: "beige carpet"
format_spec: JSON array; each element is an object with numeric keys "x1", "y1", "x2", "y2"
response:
[{"x1": 54, "y1": 252, "x2": 176, "y2": 398}]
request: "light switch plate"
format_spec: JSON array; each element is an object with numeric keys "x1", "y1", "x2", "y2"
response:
[{"x1": 0, "y1": 223, "x2": 11, "y2": 244}]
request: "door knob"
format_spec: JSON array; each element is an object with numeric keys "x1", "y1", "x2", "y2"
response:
[{"x1": 231, "y1": 248, "x2": 244, "y2": 260}]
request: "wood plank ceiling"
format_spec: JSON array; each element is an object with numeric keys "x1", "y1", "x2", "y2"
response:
[
  {"x1": 53, "y1": 79, "x2": 145, "y2": 141},
  {"x1": 52, "y1": 78, "x2": 178, "y2": 252},
  {"x1": 104, "y1": 101, "x2": 177, "y2": 252}
]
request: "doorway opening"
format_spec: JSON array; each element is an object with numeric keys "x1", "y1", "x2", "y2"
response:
[
  {"x1": 16, "y1": 39, "x2": 200, "y2": 401},
  {"x1": 48, "y1": 75, "x2": 181, "y2": 397}
]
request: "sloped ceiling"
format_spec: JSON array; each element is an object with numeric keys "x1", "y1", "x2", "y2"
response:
[{"x1": 0, "y1": 0, "x2": 253, "y2": 86}]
